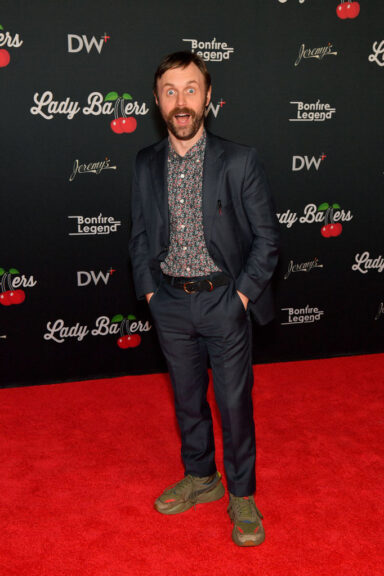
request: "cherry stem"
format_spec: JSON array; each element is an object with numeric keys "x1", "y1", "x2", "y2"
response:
[
  {"x1": 324, "y1": 208, "x2": 331, "y2": 226},
  {"x1": 125, "y1": 319, "x2": 130, "y2": 335},
  {"x1": 1, "y1": 273, "x2": 6, "y2": 293},
  {"x1": 120, "y1": 98, "x2": 126, "y2": 118},
  {"x1": 114, "y1": 97, "x2": 121, "y2": 120},
  {"x1": 330, "y1": 208, "x2": 334, "y2": 224},
  {"x1": 120, "y1": 322, "x2": 124, "y2": 337}
]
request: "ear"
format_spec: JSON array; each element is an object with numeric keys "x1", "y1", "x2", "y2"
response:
[
  {"x1": 153, "y1": 91, "x2": 159, "y2": 106},
  {"x1": 205, "y1": 86, "x2": 212, "y2": 107}
]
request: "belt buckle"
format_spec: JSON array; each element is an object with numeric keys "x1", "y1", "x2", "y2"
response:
[{"x1": 183, "y1": 281, "x2": 197, "y2": 294}]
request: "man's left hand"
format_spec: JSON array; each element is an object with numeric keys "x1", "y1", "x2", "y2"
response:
[{"x1": 237, "y1": 291, "x2": 249, "y2": 311}]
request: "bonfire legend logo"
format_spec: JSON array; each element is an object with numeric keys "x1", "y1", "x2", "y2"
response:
[
  {"x1": 69, "y1": 157, "x2": 117, "y2": 181},
  {"x1": 67, "y1": 33, "x2": 110, "y2": 54},
  {"x1": 369, "y1": 41, "x2": 384, "y2": 67},
  {"x1": 284, "y1": 257, "x2": 323, "y2": 280},
  {"x1": 0, "y1": 23, "x2": 23, "y2": 68},
  {"x1": 0, "y1": 267, "x2": 37, "y2": 306},
  {"x1": 290, "y1": 100, "x2": 336, "y2": 122},
  {"x1": 281, "y1": 305, "x2": 324, "y2": 326},
  {"x1": 375, "y1": 302, "x2": 384, "y2": 320},
  {"x1": 43, "y1": 315, "x2": 152, "y2": 345},
  {"x1": 295, "y1": 42, "x2": 337, "y2": 66},
  {"x1": 352, "y1": 252, "x2": 384, "y2": 274},
  {"x1": 68, "y1": 214, "x2": 121, "y2": 236},
  {"x1": 182, "y1": 38, "x2": 234, "y2": 61}
]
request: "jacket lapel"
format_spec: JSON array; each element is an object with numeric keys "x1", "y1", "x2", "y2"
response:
[
  {"x1": 202, "y1": 132, "x2": 225, "y2": 248},
  {"x1": 150, "y1": 138, "x2": 169, "y2": 236}
]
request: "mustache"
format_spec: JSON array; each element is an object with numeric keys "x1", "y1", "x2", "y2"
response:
[{"x1": 169, "y1": 107, "x2": 196, "y2": 119}]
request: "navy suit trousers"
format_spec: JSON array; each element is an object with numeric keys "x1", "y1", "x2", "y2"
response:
[{"x1": 149, "y1": 274, "x2": 256, "y2": 497}]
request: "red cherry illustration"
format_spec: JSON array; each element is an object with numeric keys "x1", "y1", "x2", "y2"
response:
[
  {"x1": 0, "y1": 291, "x2": 12, "y2": 306},
  {"x1": 336, "y1": 3, "x2": 348, "y2": 19},
  {"x1": 332, "y1": 223, "x2": 343, "y2": 237},
  {"x1": 347, "y1": 1, "x2": 360, "y2": 18},
  {"x1": 321, "y1": 225, "x2": 332, "y2": 238},
  {"x1": 121, "y1": 116, "x2": 137, "y2": 133},
  {"x1": 117, "y1": 335, "x2": 130, "y2": 349},
  {"x1": 9, "y1": 289, "x2": 26, "y2": 304},
  {"x1": 126, "y1": 334, "x2": 141, "y2": 348},
  {"x1": 0, "y1": 49, "x2": 11, "y2": 68},
  {"x1": 110, "y1": 118, "x2": 124, "y2": 134}
]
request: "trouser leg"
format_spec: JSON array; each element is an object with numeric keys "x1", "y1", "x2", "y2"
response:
[
  {"x1": 149, "y1": 282, "x2": 216, "y2": 477},
  {"x1": 196, "y1": 283, "x2": 256, "y2": 496}
]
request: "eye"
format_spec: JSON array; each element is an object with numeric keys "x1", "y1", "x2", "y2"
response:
[
  {"x1": 167, "y1": 89, "x2": 175, "y2": 96},
  {"x1": 187, "y1": 88, "x2": 195, "y2": 94}
]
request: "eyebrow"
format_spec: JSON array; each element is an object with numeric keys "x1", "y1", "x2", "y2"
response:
[{"x1": 162, "y1": 80, "x2": 199, "y2": 88}]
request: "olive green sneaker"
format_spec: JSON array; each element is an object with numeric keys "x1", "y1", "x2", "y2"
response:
[
  {"x1": 228, "y1": 494, "x2": 265, "y2": 546},
  {"x1": 154, "y1": 471, "x2": 225, "y2": 515}
]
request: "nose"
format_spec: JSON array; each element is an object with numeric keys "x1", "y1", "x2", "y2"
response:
[{"x1": 176, "y1": 91, "x2": 186, "y2": 107}]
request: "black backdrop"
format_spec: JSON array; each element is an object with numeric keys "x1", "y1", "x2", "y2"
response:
[{"x1": 1, "y1": 1, "x2": 383, "y2": 388}]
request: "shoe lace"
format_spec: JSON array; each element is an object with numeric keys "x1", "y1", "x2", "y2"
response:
[
  {"x1": 166, "y1": 475, "x2": 194, "y2": 497},
  {"x1": 231, "y1": 496, "x2": 262, "y2": 522}
]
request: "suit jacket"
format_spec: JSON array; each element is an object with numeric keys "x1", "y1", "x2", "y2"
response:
[{"x1": 129, "y1": 131, "x2": 279, "y2": 325}]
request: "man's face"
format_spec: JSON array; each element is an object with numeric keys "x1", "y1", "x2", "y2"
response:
[{"x1": 155, "y1": 63, "x2": 211, "y2": 141}]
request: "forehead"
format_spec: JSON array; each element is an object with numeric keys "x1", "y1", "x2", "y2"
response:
[{"x1": 158, "y1": 62, "x2": 205, "y2": 87}]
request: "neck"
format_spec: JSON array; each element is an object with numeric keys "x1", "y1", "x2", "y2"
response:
[{"x1": 168, "y1": 125, "x2": 205, "y2": 157}]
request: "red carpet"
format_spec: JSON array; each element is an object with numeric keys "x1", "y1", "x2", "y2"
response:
[{"x1": 1, "y1": 354, "x2": 383, "y2": 576}]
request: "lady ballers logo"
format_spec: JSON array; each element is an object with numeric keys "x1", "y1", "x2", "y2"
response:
[{"x1": 0, "y1": 23, "x2": 23, "y2": 67}]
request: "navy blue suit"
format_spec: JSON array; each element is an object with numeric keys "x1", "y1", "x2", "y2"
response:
[{"x1": 129, "y1": 131, "x2": 279, "y2": 495}]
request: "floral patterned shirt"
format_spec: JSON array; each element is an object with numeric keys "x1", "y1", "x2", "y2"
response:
[{"x1": 160, "y1": 131, "x2": 221, "y2": 277}]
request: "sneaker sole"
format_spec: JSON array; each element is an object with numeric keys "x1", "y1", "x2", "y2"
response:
[{"x1": 154, "y1": 480, "x2": 225, "y2": 515}]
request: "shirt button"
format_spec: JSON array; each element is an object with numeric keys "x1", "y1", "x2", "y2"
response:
[
  {"x1": 180, "y1": 174, "x2": 185, "y2": 178},
  {"x1": 183, "y1": 246, "x2": 187, "y2": 251},
  {"x1": 186, "y1": 267, "x2": 190, "y2": 272},
  {"x1": 181, "y1": 225, "x2": 185, "y2": 229},
  {"x1": 180, "y1": 199, "x2": 184, "y2": 203}
]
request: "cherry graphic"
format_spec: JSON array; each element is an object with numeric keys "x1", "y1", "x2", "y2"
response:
[
  {"x1": 318, "y1": 203, "x2": 343, "y2": 238},
  {"x1": 0, "y1": 268, "x2": 26, "y2": 306},
  {"x1": 120, "y1": 117, "x2": 137, "y2": 134},
  {"x1": 336, "y1": 2, "x2": 348, "y2": 19},
  {"x1": 346, "y1": 1, "x2": 360, "y2": 18},
  {"x1": 104, "y1": 91, "x2": 137, "y2": 134},
  {"x1": 0, "y1": 291, "x2": 12, "y2": 306},
  {"x1": 337, "y1": 1, "x2": 360, "y2": 19},
  {"x1": 112, "y1": 313, "x2": 142, "y2": 349},
  {"x1": 0, "y1": 49, "x2": 10, "y2": 68},
  {"x1": 110, "y1": 118, "x2": 124, "y2": 134},
  {"x1": 9, "y1": 289, "x2": 26, "y2": 304}
]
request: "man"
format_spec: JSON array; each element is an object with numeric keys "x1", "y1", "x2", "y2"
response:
[{"x1": 129, "y1": 51, "x2": 279, "y2": 546}]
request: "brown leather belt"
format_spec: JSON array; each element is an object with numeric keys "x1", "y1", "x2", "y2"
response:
[{"x1": 163, "y1": 273, "x2": 230, "y2": 294}]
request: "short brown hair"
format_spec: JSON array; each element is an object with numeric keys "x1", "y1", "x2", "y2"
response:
[{"x1": 153, "y1": 51, "x2": 211, "y2": 96}]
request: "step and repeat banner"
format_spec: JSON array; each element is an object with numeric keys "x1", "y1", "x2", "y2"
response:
[{"x1": 1, "y1": 1, "x2": 383, "y2": 387}]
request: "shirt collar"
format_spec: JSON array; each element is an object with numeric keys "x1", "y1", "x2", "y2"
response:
[{"x1": 168, "y1": 130, "x2": 206, "y2": 163}]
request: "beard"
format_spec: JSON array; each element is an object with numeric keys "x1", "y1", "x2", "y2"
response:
[{"x1": 163, "y1": 103, "x2": 206, "y2": 141}]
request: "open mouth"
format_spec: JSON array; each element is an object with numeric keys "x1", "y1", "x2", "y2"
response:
[{"x1": 173, "y1": 112, "x2": 191, "y2": 125}]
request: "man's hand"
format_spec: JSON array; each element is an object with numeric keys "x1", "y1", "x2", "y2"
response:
[
  {"x1": 146, "y1": 292, "x2": 154, "y2": 304},
  {"x1": 237, "y1": 290, "x2": 249, "y2": 310}
]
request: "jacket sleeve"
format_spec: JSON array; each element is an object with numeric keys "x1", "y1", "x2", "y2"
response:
[
  {"x1": 129, "y1": 155, "x2": 158, "y2": 300},
  {"x1": 235, "y1": 148, "x2": 280, "y2": 303}
]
